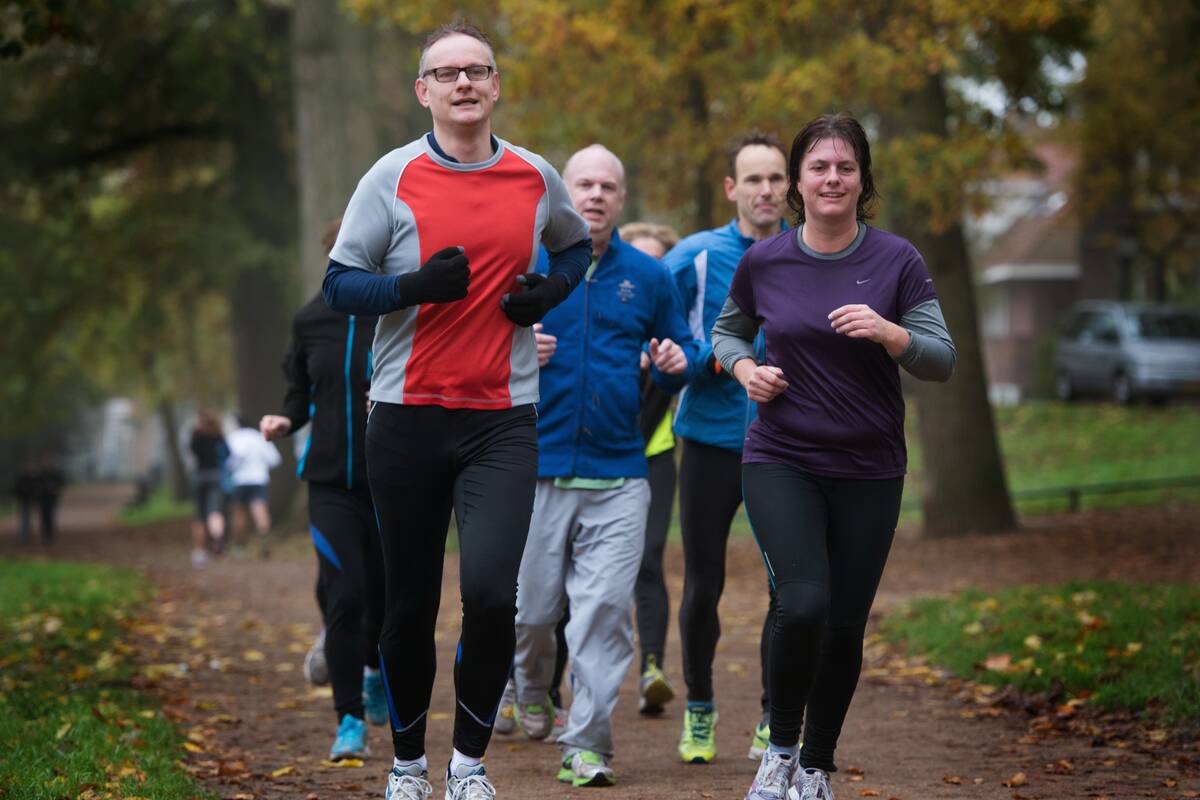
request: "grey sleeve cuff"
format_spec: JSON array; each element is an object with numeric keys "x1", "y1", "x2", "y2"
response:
[
  {"x1": 894, "y1": 299, "x2": 956, "y2": 382},
  {"x1": 712, "y1": 296, "x2": 760, "y2": 375}
]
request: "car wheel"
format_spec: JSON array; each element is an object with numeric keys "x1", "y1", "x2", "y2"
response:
[
  {"x1": 1110, "y1": 372, "x2": 1133, "y2": 406},
  {"x1": 1055, "y1": 371, "x2": 1074, "y2": 402}
]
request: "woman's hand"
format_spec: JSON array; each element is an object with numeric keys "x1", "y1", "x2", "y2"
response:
[
  {"x1": 828, "y1": 304, "x2": 910, "y2": 356},
  {"x1": 259, "y1": 415, "x2": 292, "y2": 441},
  {"x1": 733, "y1": 358, "x2": 788, "y2": 403}
]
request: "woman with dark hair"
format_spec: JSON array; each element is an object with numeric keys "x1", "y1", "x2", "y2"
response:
[{"x1": 712, "y1": 113, "x2": 956, "y2": 800}]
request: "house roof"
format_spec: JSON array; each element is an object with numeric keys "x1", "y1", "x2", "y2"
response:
[{"x1": 977, "y1": 141, "x2": 1080, "y2": 281}]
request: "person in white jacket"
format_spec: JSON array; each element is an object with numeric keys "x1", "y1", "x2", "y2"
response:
[{"x1": 224, "y1": 414, "x2": 282, "y2": 555}]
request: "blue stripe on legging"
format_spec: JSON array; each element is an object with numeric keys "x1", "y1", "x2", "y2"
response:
[{"x1": 310, "y1": 524, "x2": 342, "y2": 571}]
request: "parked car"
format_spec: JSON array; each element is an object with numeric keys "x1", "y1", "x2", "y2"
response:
[{"x1": 1054, "y1": 301, "x2": 1200, "y2": 404}]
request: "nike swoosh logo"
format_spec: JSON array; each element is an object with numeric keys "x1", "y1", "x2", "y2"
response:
[
  {"x1": 856, "y1": 279, "x2": 870, "y2": 285},
  {"x1": 925, "y1": 278, "x2": 933, "y2": 283}
]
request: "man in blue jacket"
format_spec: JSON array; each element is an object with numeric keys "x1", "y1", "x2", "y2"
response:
[
  {"x1": 666, "y1": 132, "x2": 789, "y2": 765},
  {"x1": 513, "y1": 144, "x2": 695, "y2": 788}
]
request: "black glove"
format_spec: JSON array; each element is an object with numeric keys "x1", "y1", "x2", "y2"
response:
[
  {"x1": 500, "y1": 272, "x2": 570, "y2": 327},
  {"x1": 394, "y1": 246, "x2": 470, "y2": 306}
]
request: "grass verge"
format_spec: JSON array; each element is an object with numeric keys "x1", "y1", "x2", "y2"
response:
[
  {"x1": 118, "y1": 487, "x2": 193, "y2": 527},
  {"x1": 904, "y1": 401, "x2": 1200, "y2": 517},
  {"x1": 0, "y1": 560, "x2": 212, "y2": 799},
  {"x1": 880, "y1": 580, "x2": 1200, "y2": 724}
]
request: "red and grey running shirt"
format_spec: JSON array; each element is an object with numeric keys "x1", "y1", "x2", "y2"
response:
[{"x1": 329, "y1": 135, "x2": 589, "y2": 410}]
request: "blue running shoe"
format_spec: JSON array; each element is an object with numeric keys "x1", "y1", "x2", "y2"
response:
[
  {"x1": 363, "y1": 668, "x2": 389, "y2": 726},
  {"x1": 330, "y1": 713, "x2": 368, "y2": 761},
  {"x1": 386, "y1": 761, "x2": 433, "y2": 800}
]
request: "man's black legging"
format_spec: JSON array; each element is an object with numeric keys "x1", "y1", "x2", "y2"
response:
[
  {"x1": 309, "y1": 482, "x2": 384, "y2": 721},
  {"x1": 677, "y1": 438, "x2": 773, "y2": 713},
  {"x1": 634, "y1": 448, "x2": 676, "y2": 672},
  {"x1": 742, "y1": 461, "x2": 902, "y2": 773},
  {"x1": 367, "y1": 402, "x2": 537, "y2": 760}
]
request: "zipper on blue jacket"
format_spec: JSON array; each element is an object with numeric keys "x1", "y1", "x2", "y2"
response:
[
  {"x1": 570, "y1": 264, "x2": 595, "y2": 477},
  {"x1": 344, "y1": 316, "x2": 355, "y2": 490}
]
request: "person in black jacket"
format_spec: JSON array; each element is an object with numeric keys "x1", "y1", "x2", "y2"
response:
[
  {"x1": 189, "y1": 408, "x2": 228, "y2": 568},
  {"x1": 260, "y1": 219, "x2": 387, "y2": 762}
]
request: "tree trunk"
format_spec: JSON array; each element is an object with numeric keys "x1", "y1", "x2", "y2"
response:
[
  {"x1": 158, "y1": 398, "x2": 189, "y2": 502},
  {"x1": 291, "y1": 0, "x2": 386, "y2": 295},
  {"x1": 226, "y1": 5, "x2": 300, "y2": 524},
  {"x1": 886, "y1": 77, "x2": 1016, "y2": 537},
  {"x1": 685, "y1": 71, "x2": 713, "y2": 231}
]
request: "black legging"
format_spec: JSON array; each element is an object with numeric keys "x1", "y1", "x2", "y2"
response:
[
  {"x1": 742, "y1": 462, "x2": 902, "y2": 772},
  {"x1": 549, "y1": 611, "x2": 568, "y2": 709},
  {"x1": 308, "y1": 482, "x2": 384, "y2": 721},
  {"x1": 677, "y1": 438, "x2": 773, "y2": 710},
  {"x1": 634, "y1": 448, "x2": 676, "y2": 671},
  {"x1": 367, "y1": 402, "x2": 537, "y2": 760}
]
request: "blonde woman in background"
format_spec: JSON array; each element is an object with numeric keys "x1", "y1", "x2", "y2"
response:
[{"x1": 620, "y1": 221, "x2": 683, "y2": 716}]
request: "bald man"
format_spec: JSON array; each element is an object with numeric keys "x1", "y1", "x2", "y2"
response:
[{"x1": 511, "y1": 144, "x2": 697, "y2": 787}]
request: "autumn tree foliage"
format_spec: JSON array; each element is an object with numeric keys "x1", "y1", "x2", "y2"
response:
[
  {"x1": 0, "y1": 1, "x2": 300, "y2": 508},
  {"x1": 1074, "y1": 0, "x2": 1200, "y2": 303}
]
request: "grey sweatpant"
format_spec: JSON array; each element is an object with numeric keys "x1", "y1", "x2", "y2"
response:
[{"x1": 514, "y1": 478, "x2": 650, "y2": 759}]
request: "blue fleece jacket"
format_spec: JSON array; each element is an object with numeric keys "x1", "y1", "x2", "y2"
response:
[
  {"x1": 535, "y1": 230, "x2": 698, "y2": 480},
  {"x1": 665, "y1": 219, "x2": 773, "y2": 452}
]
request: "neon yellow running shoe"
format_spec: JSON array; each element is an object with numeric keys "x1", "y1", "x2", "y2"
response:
[
  {"x1": 557, "y1": 750, "x2": 615, "y2": 787},
  {"x1": 748, "y1": 720, "x2": 770, "y2": 760},
  {"x1": 638, "y1": 655, "x2": 676, "y2": 715},
  {"x1": 678, "y1": 703, "x2": 717, "y2": 763}
]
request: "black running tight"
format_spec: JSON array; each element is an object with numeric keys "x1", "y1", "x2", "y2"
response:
[
  {"x1": 367, "y1": 402, "x2": 538, "y2": 760},
  {"x1": 742, "y1": 461, "x2": 902, "y2": 772},
  {"x1": 677, "y1": 439, "x2": 773, "y2": 710},
  {"x1": 634, "y1": 448, "x2": 676, "y2": 671},
  {"x1": 308, "y1": 482, "x2": 384, "y2": 721}
]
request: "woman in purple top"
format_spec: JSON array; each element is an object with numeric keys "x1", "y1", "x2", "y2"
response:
[{"x1": 712, "y1": 114, "x2": 956, "y2": 800}]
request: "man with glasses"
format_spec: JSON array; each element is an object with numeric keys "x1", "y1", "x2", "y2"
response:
[{"x1": 322, "y1": 21, "x2": 591, "y2": 800}]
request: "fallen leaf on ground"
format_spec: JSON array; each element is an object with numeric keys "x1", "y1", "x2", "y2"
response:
[
  {"x1": 271, "y1": 765, "x2": 295, "y2": 778},
  {"x1": 1002, "y1": 771, "x2": 1028, "y2": 787},
  {"x1": 321, "y1": 758, "x2": 364, "y2": 768},
  {"x1": 983, "y1": 653, "x2": 1012, "y2": 672}
]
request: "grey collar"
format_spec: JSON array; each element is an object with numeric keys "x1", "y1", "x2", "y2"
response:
[{"x1": 795, "y1": 222, "x2": 867, "y2": 260}]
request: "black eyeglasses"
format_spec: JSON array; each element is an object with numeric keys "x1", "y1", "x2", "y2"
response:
[{"x1": 421, "y1": 65, "x2": 494, "y2": 83}]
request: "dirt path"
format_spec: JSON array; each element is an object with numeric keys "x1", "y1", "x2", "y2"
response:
[{"x1": 4, "y1": 486, "x2": 1198, "y2": 799}]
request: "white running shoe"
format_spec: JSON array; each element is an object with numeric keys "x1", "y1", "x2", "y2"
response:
[
  {"x1": 548, "y1": 706, "x2": 567, "y2": 742},
  {"x1": 304, "y1": 627, "x2": 328, "y2": 686},
  {"x1": 789, "y1": 767, "x2": 834, "y2": 800},
  {"x1": 745, "y1": 751, "x2": 796, "y2": 800},
  {"x1": 514, "y1": 695, "x2": 553, "y2": 740},
  {"x1": 190, "y1": 547, "x2": 209, "y2": 570},
  {"x1": 494, "y1": 679, "x2": 516, "y2": 734},
  {"x1": 386, "y1": 762, "x2": 433, "y2": 800},
  {"x1": 445, "y1": 763, "x2": 496, "y2": 800},
  {"x1": 557, "y1": 750, "x2": 615, "y2": 787}
]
